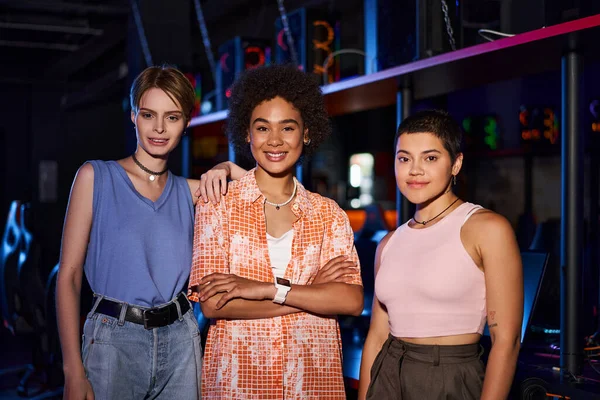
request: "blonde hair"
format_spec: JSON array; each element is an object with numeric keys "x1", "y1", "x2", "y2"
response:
[{"x1": 130, "y1": 65, "x2": 195, "y2": 123}]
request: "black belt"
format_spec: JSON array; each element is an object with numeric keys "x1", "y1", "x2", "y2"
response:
[{"x1": 94, "y1": 292, "x2": 191, "y2": 329}]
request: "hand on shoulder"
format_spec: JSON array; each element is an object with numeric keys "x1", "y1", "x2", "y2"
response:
[{"x1": 190, "y1": 161, "x2": 248, "y2": 204}]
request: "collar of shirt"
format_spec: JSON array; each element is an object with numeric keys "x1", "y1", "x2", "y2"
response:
[{"x1": 238, "y1": 168, "x2": 311, "y2": 218}]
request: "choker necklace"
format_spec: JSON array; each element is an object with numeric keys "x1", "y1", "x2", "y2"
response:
[
  {"x1": 132, "y1": 154, "x2": 168, "y2": 182},
  {"x1": 264, "y1": 180, "x2": 297, "y2": 210},
  {"x1": 413, "y1": 197, "x2": 460, "y2": 225}
]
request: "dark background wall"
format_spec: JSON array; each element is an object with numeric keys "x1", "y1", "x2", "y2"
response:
[
  {"x1": 1, "y1": 0, "x2": 367, "y2": 269},
  {"x1": 1, "y1": 82, "x2": 127, "y2": 268}
]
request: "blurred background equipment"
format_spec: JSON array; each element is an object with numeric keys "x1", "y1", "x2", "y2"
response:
[{"x1": 1, "y1": 0, "x2": 600, "y2": 398}]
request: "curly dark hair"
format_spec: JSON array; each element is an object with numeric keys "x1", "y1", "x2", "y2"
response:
[{"x1": 226, "y1": 64, "x2": 331, "y2": 160}]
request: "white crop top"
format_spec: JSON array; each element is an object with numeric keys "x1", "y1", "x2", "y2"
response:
[{"x1": 266, "y1": 229, "x2": 293, "y2": 278}]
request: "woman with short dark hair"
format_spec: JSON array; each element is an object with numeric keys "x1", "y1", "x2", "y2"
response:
[{"x1": 358, "y1": 110, "x2": 523, "y2": 400}]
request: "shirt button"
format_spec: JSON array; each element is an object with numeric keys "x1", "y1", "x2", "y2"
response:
[{"x1": 292, "y1": 204, "x2": 299, "y2": 210}]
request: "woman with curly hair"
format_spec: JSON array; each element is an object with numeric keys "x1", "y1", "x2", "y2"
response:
[{"x1": 188, "y1": 64, "x2": 364, "y2": 399}]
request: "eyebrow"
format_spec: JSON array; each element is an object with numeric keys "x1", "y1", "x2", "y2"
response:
[
  {"x1": 252, "y1": 117, "x2": 299, "y2": 126},
  {"x1": 139, "y1": 108, "x2": 183, "y2": 114},
  {"x1": 396, "y1": 149, "x2": 442, "y2": 155}
]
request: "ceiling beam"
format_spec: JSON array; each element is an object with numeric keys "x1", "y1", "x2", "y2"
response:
[
  {"x1": 0, "y1": 39, "x2": 79, "y2": 51},
  {"x1": 0, "y1": 21, "x2": 103, "y2": 35},
  {"x1": 0, "y1": 0, "x2": 129, "y2": 16},
  {"x1": 61, "y1": 63, "x2": 129, "y2": 109},
  {"x1": 44, "y1": 21, "x2": 126, "y2": 78}
]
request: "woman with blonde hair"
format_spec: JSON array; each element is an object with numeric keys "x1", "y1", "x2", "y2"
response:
[{"x1": 57, "y1": 66, "x2": 205, "y2": 399}]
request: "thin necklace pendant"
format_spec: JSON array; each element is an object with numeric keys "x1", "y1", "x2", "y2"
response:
[
  {"x1": 149, "y1": 175, "x2": 156, "y2": 182},
  {"x1": 264, "y1": 179, "x2": 297, "y2": 211},
  {"x1": 413, "y1": 197, "x2": 460, "y2": 226}
]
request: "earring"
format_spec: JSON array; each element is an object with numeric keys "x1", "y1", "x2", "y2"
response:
[
  {"x1": 304, "y1": 138, "x2": 311, "y2": 145},
  {"x1": 452, "y1": 175, "x2": 457, "y2": 186}
]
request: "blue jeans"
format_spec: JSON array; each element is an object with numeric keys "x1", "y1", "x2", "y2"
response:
[{"x1": 82, "y1": 295, "x2": 202, "y2": 399}]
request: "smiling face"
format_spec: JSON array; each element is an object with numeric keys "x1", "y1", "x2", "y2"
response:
[
  {"x1": 130, "y1": 87, "x2": 188, "y2": 158},
  {"x1": 395, "y1": 132, "x2": 463, "y2": 205},
  {"x1": 248, "y1": 96, "x2": 308, "y2": 176}
]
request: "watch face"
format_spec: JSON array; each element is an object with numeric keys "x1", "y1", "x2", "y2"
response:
[{"x1": 276, "y1": 277, "x2": 291, "y2": 287}]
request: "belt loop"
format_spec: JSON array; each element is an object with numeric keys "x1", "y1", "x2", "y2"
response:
[
  {"x1": 433, "y1": 345, "x2": 440, "y2": 366},
  {"x1": 117, "y1": 303, "x2": 128, "y2": 326},
  {"x1": 397, "y1": 339, "x2": 407, "y2": 385},
  {"x1": 174, "y1": 297, "x2": 183, "y2": 321},
  {"x1": 89, "y1": 294, "x2": 103, "y2": 317}
]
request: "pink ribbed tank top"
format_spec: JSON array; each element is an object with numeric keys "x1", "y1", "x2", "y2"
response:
[{"x1": 375, "y1": 202, "x2": 486, "y2": 337}]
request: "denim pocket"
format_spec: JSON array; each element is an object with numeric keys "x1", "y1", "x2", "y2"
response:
[
  {"x1": 82, "y1": 313, "x2": 116, "y2": 369},
  {"x1": 90, "y1": 313, "x2": 116, "y2": 344},
  {"x1": 183, "y1": 310, "x2": 202, "y2": 339},
  {"x1": 81, "y1": 319, "x2": 93, "y2": 368}
]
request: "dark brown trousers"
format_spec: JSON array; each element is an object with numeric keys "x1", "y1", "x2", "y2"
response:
[{"x1": 366, "y1": 335, "x2": 485, "y2": 400}]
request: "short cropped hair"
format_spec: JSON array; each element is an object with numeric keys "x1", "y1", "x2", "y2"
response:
[{"x1": 394, "y1": 110, "x2": 463, "y2": 162}]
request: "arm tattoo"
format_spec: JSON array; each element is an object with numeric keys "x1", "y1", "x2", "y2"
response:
[{"x1": 488, "y1": 323, "x2": 498, "y2": 328}]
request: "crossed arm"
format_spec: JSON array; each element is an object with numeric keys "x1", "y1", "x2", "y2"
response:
[
  {"x1": 191, "y1": 258, "x2": 363, "y2": 319},
  {"x1": 188, "y1": 192, "x2": 364, "y2": 319}
]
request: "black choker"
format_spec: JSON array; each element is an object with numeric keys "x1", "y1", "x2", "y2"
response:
[
  {"x1": 413, "y1": 197, "x2": 460, "y2": 225},
  {"x1": 132, "y1": 154, "x2": 168, "y2": 182}
]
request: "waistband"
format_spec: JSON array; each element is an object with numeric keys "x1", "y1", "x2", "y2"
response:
[
  {"x1": 89, "y1": 292, "x2": 191, "y2": 329},
  {"x1": 384, "y1": 335, "x2": 482, "y2": 366}
]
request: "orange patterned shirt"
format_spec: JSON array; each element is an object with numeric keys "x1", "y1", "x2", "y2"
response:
[{"x1": 189, "y1": 169, "x2": 361, "y2": 399}]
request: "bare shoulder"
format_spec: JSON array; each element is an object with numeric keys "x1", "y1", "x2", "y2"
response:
[
  {"x1": 464, "y1": 208, "x2": 519, "y2": 266},
  {"x1": 185, "y1": 178, "x2": 200, "y2": 204},
  {"x1": 65, "y1": 162, "x2": 95, "y2": 216},
  {"x1": 464, "y1": 208, "x2": 515, "y2": 240},
  {"x1": 74, "y1": 162, "x2": 95, "y2": 186},
  {"x1": 185, "y1": 178, "x2": 199, "y2": 191}
]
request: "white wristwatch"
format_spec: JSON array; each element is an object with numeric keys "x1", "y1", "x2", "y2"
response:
[{"x1": 273, "y1": 277, "x2": 291, "y2": 304}]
